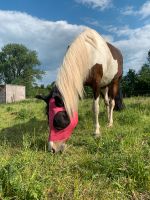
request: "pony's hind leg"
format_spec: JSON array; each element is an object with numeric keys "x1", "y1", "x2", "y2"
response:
[
  {"x1": 101, "y1": 87, "x2": 110, "y2": 123},
  {"x1": 93, "y1": 96, "x2": 101, "y2": 137},
  {"x1": 108, "y1": 78, "x2": 119, "y2": 127},
  {"x1": 108, "y1": 98, "x2": 115, "y2": 127}
]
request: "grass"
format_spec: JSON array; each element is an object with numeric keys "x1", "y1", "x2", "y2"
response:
[{"x1": 0, "y1": 97, "x2": 150, "y2": 200}]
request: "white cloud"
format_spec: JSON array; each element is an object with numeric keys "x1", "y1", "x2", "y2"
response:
[
  {"x1": 83, "y1": 17, "x2": 101, "y2": 26},
  {"x1": 113, "y1": 25, "x2": 150, "y2": 73},
  {"x1": 121, "y1": 1, "x2": 150, "y2": 19},
  {"x1": 0, "y1": 10, "x2": 149, "y2": 85},
  {"x1": 139, "y1": 1, "x2": 150, "y2": 19},
  {"x1": 75, "y1": 0, "x2": 112, "y2": 10},
  {"x1": 102, "y1": 34, "x2": 114, "y2": 42},
  {"x1": 121, "y1": 6, "x2": 136, "y2": 16},
  {"x1": 101, "y1": 24, "x2": 150, "y2": 73},
  {"x1": 0, "y1": 10, "x2": 85, "y2": 85}
]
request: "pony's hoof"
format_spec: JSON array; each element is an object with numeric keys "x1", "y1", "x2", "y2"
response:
[
  {"x1": 94, "y1": 133, "x2": 101, "y2": 138},
  {"x1": 107, "y1": 123, "x2": 113, "y2": 128}
]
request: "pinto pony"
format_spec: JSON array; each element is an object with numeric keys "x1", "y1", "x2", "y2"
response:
[{"x1": 36, "y1": 28, "x2": 123, "y2": 153}]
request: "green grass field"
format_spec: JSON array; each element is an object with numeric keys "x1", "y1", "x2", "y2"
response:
[{"x1": 0, "y1": 97, "x2": 150, "y2": 200}]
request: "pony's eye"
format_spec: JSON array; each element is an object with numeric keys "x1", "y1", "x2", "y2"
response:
[{"x1": 54, "y1": 96, "x2": 64, "y2": 107}]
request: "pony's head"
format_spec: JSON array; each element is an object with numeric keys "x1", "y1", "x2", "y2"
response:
[{"x1": 35, "y1": 86, "x2": 78, "y2": 153}]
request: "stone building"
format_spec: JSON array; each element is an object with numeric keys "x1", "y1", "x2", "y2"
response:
[{"x1": 0, "y1": 84, "x2": 26, "y2": 103}]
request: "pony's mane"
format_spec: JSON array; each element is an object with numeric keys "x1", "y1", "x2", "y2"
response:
[{"x1": 56, "y1": 28, "x2": 100, "y2": 117}]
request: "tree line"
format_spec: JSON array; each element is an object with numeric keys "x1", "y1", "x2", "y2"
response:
[
  {"x1": 121, "y1": 58, "x2": 150, "y2": 97},
  {"x1": 0, "y1": 43, "x2": 149, "y2": 97}
]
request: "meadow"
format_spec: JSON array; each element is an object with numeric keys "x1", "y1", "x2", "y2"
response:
[{"x1": 0, "y1": 97, "x2": 150, "y2": 200}]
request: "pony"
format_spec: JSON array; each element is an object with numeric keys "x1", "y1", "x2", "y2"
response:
[{"x1": 36, "y1": 28, "x2": 123, "y2": 153}]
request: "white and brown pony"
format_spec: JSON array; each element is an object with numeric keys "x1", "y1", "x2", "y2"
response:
[{"x1": 36, "y1": 28, "x2": 123, "y2": 153}]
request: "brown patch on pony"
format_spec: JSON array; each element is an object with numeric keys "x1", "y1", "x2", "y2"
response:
[
  {"x1": 84, "y1": 63, "x2": 103, "y2": 99},
  {"x1": 107, "y1": 42, "x2": 123, "y2": 78}
]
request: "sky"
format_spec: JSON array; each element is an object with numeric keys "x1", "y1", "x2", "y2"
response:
[{"x1": 0, "y1": 0, "x2": 150, "y2": 85}]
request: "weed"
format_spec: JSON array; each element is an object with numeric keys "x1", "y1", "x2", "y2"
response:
[
  {"x1": 16, "y1": 108, "x2": 33, "y2": 120},
  {"x1": 0, "y1": 97, "x2": 150, "y2": 199}
]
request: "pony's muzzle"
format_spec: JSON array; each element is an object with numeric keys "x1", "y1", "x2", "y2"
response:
[{"x1": 48, "y1": 141, "x2": 66, "y2": 153}]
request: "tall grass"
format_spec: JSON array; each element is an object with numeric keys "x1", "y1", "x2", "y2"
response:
[{"x1": 0, "y1": 97, "x2": 150, "y2": 199}]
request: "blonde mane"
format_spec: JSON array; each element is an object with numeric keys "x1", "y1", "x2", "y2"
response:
[{"x1": 56, "y1": 29, "x2": 99, "y2": 117}]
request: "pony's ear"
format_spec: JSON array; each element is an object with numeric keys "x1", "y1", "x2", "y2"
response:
[{"x1": 35, "y1": 95, "x2": 48, "y2": 103}]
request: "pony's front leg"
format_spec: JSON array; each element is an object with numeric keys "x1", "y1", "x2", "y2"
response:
[
  {"x1": 108, "y1": 98, "x2": 115, "y2": 127},
  {"x1": 93, "y1": 96, "x2": 101, "y2": 137}
]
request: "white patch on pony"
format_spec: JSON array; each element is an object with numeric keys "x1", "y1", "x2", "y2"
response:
[
  {"x1": 56, "y1": 28, "x2": 118, "y2": 118},
  {"x1": 85, "y1": 29, "x2": 118, "y2": 87}
]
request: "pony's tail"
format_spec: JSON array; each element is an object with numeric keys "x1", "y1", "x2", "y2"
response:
[{"x1": 114, "y1": 83, "x2": 125, "y2": 111}]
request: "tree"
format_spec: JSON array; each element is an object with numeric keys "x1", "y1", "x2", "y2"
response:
[
  {"x1": 122, "y1": 69, "x2": 138, "y2": 97},
  {"x1": 0, "y1": 43, "x2": 44, "y2": 96},
  {"x1": 147, "y1": 50, "x2": 150, "y2": 64},
  {"x1": 136, "y1": 51, "x2": 150, "y2": 95},
  {"x1": 122, "y1": 50, "x2": 150, "y2": 96}
]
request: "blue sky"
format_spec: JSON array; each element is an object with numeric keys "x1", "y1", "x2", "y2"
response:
[{"x1": 0, "y1": 0, "x2": 150, "y2": 85}]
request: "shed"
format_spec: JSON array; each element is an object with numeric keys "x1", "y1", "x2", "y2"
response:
[{"x1": 0, "y1": 84, "x2": 26, "y2": 103}]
